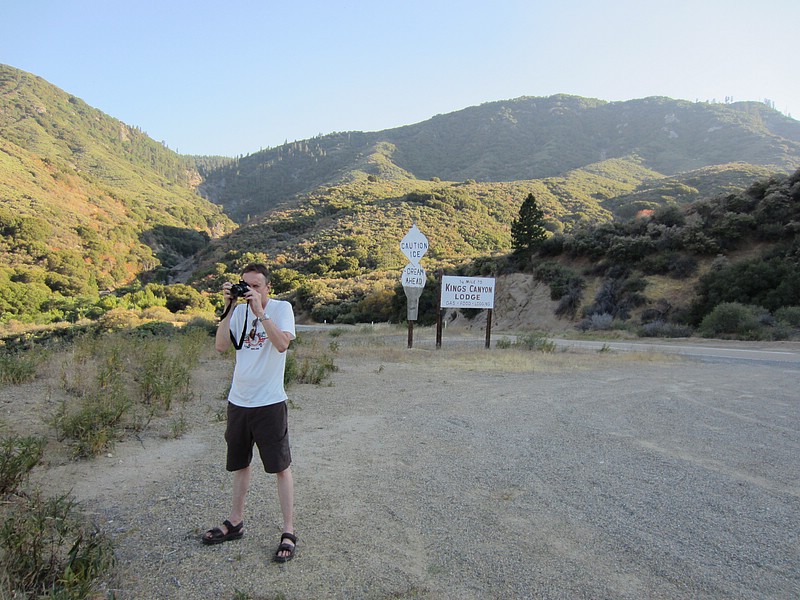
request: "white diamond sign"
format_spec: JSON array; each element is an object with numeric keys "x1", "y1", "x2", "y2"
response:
[{"x1": 400, "y1": 224, "x2": 429, "y2": 267}]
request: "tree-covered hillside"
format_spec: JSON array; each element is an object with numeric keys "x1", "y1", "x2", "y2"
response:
[
  {"x1": 2, "y1": 63, "x2": 799, "y2": 336},
  {"x1": 521, "y1": 167, "x2": 800, "y2": 338},
  {"x1": 182, "y1": 166, "x2": 800, "y2": 338},
  {"x1": 0, "y1": 64, "x2": 235, "y2": 322}
]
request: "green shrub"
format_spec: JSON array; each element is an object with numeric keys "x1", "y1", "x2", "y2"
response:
[
  {"x1": 584, "y1": 271, "x2": 647, "y2": 321},
  {"x1": 161, "y1": 283, "x2": 213, "y2": 313},
  {"x1": 54, "y1": 337, "x2": 134, "y2": 457},
  {"x1": 285, "y1": 337, "x2": 338, "y2": 386},
  {"x1": 698, "y1": 302, "x2": 773, "y2": 339},
  {"x1": 270, "y1": 268, "x2": 305, "y2": 294},
  {"x1": 640, "y1": 253, "x2": 697, "y2": 278},
  {"x1": 183, "y1": 315, "x2": 218, "y2": 336},
  {"x1": 133, "y1": 320, "x2": 177, "y2": 337},
  {"x1": 576, "y1": 313, "x2": 615, "y2": 332},
  {"x1": 52, "y1": 328, "x2": 209, "y2": 456},
  {"x1": 0, "y1": 491, "x2": 115, "y2": 599},
  {"x1": 53, "y1": 389, "x2": 130, "y2": 459},
  {"x1": 606, "y1": 236, "x2": 656, "y2": 265},
  {"x1": 638, "y1": 321, "x2": 693, "y2": 338},
  {"x1": 537, "y1": 234, "x2": 565, "y2": 257},
  {"x1": 691, "y1": 257, "x2": 800, "y2": 324},
  {"x1": 0, "y1": 349, "x2": 46, "y2": 384},
  {"x1": 136, "y1": 340, "x2": 191, "y2": 412},
  {"x1": 532, "y1": 260, "x2": 582, "y2": 319},
  {"x1": 0, "y1": 435, "x2": 45, "y2": 494},
  {"x1": 293, "y1": 353, "x2": 337, "y2": 384},
  {"x1": 775, "y1": 306, "x2": 800, "y2": 327},
  {"x1": 283, "y1": 350, "x2": 298, "y2": 386},
  {"x1": 496, "y1": 333, "x2": 555, "y2": 352}
]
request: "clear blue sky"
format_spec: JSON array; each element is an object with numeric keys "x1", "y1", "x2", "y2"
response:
[{"x1": 3, "y1": 0, "x2": 798, "y2": 157}]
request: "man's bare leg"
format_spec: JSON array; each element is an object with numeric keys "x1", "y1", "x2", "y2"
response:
[
  {"x1": 275, "y1": 466, "x2": 295, "y2": 559},
  {"x1": 228, "y1": 465, "x2": 251, "y2": 528}
]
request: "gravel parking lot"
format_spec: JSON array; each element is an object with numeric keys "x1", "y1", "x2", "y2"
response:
[{"x1": 34, "y1": 335, "x2": 800, "y2": 599}]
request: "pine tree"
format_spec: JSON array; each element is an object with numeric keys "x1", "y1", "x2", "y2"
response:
[{"x1": 511, "y1": 193, "x2": 547, "y2": 255}]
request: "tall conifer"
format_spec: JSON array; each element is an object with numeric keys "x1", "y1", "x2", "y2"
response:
[{"x1": 511, "y1": 193, "x2": 547, "y2": 255}]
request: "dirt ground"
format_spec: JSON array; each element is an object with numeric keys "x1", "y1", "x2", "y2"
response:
[{"x1": 4, "y1": 325, "x2": 800, "y2": 599}]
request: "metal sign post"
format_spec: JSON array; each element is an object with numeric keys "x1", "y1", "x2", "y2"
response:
[{"x1": 400, "y1": 225, "x2": 429, "y2": 348}]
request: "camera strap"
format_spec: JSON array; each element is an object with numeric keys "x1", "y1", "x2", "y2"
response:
[
  {"x1": 219, "y1": 301, "x2": 249, "y2": 350},
  {"x1": 219, "y1": 301, "x2": 233, "y2": 320},
  {"x1": 230, "y1": 305, "x2": 250, "y2": 350}
]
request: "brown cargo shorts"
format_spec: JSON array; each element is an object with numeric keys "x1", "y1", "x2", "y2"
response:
[{"x1": 225, "y1": 401, "x2": 292, "y2": 473}]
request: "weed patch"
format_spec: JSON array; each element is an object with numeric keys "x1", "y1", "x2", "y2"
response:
[
  {"x1": 0, "y1": 435, "x2": 44, "y2": 494},
  {"x1": 0, "y1": 348, "x2": 47, "y2": 385},
  {"x1": 0, "y1": 491, "x2": 115, "y2": 599},
  {"x1": 285, "y1": 335, "x2": 338, "y2": 386},
  {"x1": 52, "y1": 327, "x2": 210, "y2": 457},
  {"x1": 497, "y1": 333, "x2": 556, "y2": 352}
]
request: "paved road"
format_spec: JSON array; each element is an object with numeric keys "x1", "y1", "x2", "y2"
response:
[{"x1": 550, "y1": 338, "x2": 800, "y2": 366}]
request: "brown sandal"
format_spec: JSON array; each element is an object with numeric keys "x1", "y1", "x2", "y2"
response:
[{"x1": 202, "y1": 519, "x2": 243, "y2": 545}]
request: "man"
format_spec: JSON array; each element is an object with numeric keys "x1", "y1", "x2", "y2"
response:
[{"x1": 202, "y1": 263, "x2": 297, "y2": 562}]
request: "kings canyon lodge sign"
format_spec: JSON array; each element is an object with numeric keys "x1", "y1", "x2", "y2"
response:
[{"x1": 440, "y1": 276, "x2": 496, "y2": 309}]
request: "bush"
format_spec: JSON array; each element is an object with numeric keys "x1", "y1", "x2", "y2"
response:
[
  {"x1": 136, "y1": 339, "x2": 192, "y2": 412},
  {"x1": 97, "y1": 308, "x2": 143, "y2": 331},
  {"x1": 652, "y1": 205, "x2": 686, "y2": 228},
  {"x1": 537, "y1": 234, "x2": 565, "y2": 257},
  {"x1": 0, "y1": 491, "x2": 115, "y2": 599},
  {"x1": 285, "y1": 337, "x2": 338, "y2": 385},
  {"x1": 555, "y1": 282, "x2": 584, "y2": 319},
  {"x1": 606, "y1": 236, "x2": 657, "y2": 265},
  {"x1": 576, "y1": 313, "x2": 617, "y2": 332},
  {"x1": 698, "y1": 303, "x2": 773, "y2": 339},
  {"x1": 496, "y1": 333, "x2": 555, "y2": 352},
  {"x1": 52, "y1": 328, "x2": 207, "y2": 457},
  {"x1": 0, "y1": 349, "x2": 46, "y2": 384},
  {"x1": 638, "y1": 320, "x2": 693, "y2": 338},
  {"x1": 161, "y1": 284, "x2": 213, "y2": 313},
  {"x1": 134, "y1": 320, "x2": 177, "y2": 337},
  {"x1": 0, "y1": 435, "x2": 45, "y2": 494},
  {"x1": 53, "y1": 388, "x2": 130, "y2": 459},
  {"x1": 775, "y1": 306, "x2": 800, "y2": 327},
  {"x1": 642, "y1": 253, "x2": 697, "y2": 278},
  {"x1": 584, "y1": 272, "x2": 647, "y2": 321},
  {"x1": 183, "y1": 315, "x2": 218, "y2": 336},
  {"x1": 534, "y1": 262, "x2": 585, "y2": 303},
  {"x1": 270, "y1": 268, "x2": 305, "y2": 294},
  {"x1": 691, "y1": 257, "x2": 800, "y2": 324}
]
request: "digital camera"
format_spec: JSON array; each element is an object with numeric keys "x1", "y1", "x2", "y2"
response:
[{"x1": 229, "y1": 280, "x2": 250, "y2": 298}]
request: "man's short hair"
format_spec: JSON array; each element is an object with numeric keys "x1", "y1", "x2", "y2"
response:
[{"x1": 242, "y1": 263, "x2": 271, "y2": 284}]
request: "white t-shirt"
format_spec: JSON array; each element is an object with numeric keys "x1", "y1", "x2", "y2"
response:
[{"x1": 227, "y1": 299, "x2": 296, "y2": 408}]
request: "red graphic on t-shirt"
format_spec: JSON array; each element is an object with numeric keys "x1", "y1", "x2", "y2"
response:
[{"x1": 244, "y1": 330, "x2": 267, "y2": 349}]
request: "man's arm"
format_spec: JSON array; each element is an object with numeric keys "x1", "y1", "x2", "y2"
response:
[
  {"x1": 258, "y1": 315, "x2": 292, "y2": 353},
  {"x1": 215, "y1": 315, "x2": 233, "y2": 352}
]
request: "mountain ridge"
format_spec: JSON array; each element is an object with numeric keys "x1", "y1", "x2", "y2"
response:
[
  {"x1": 199, "y1": 94, "x2": 800, "y2": 223},
  {"x1": 1, "y1": 63, "x2": 799, "y2": 329}
]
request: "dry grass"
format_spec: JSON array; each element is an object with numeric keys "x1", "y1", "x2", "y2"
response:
[
  {"x1": 302, "y1": 325, "x2": 681, "y2": 375},
  {"x1": 643, "y1": 274, "x2": 696, "y2": 306}
]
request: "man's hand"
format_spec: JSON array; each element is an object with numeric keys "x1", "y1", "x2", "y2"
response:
[{"x1": 221, "y1": 281, "x2": 234, "y2": 305}]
